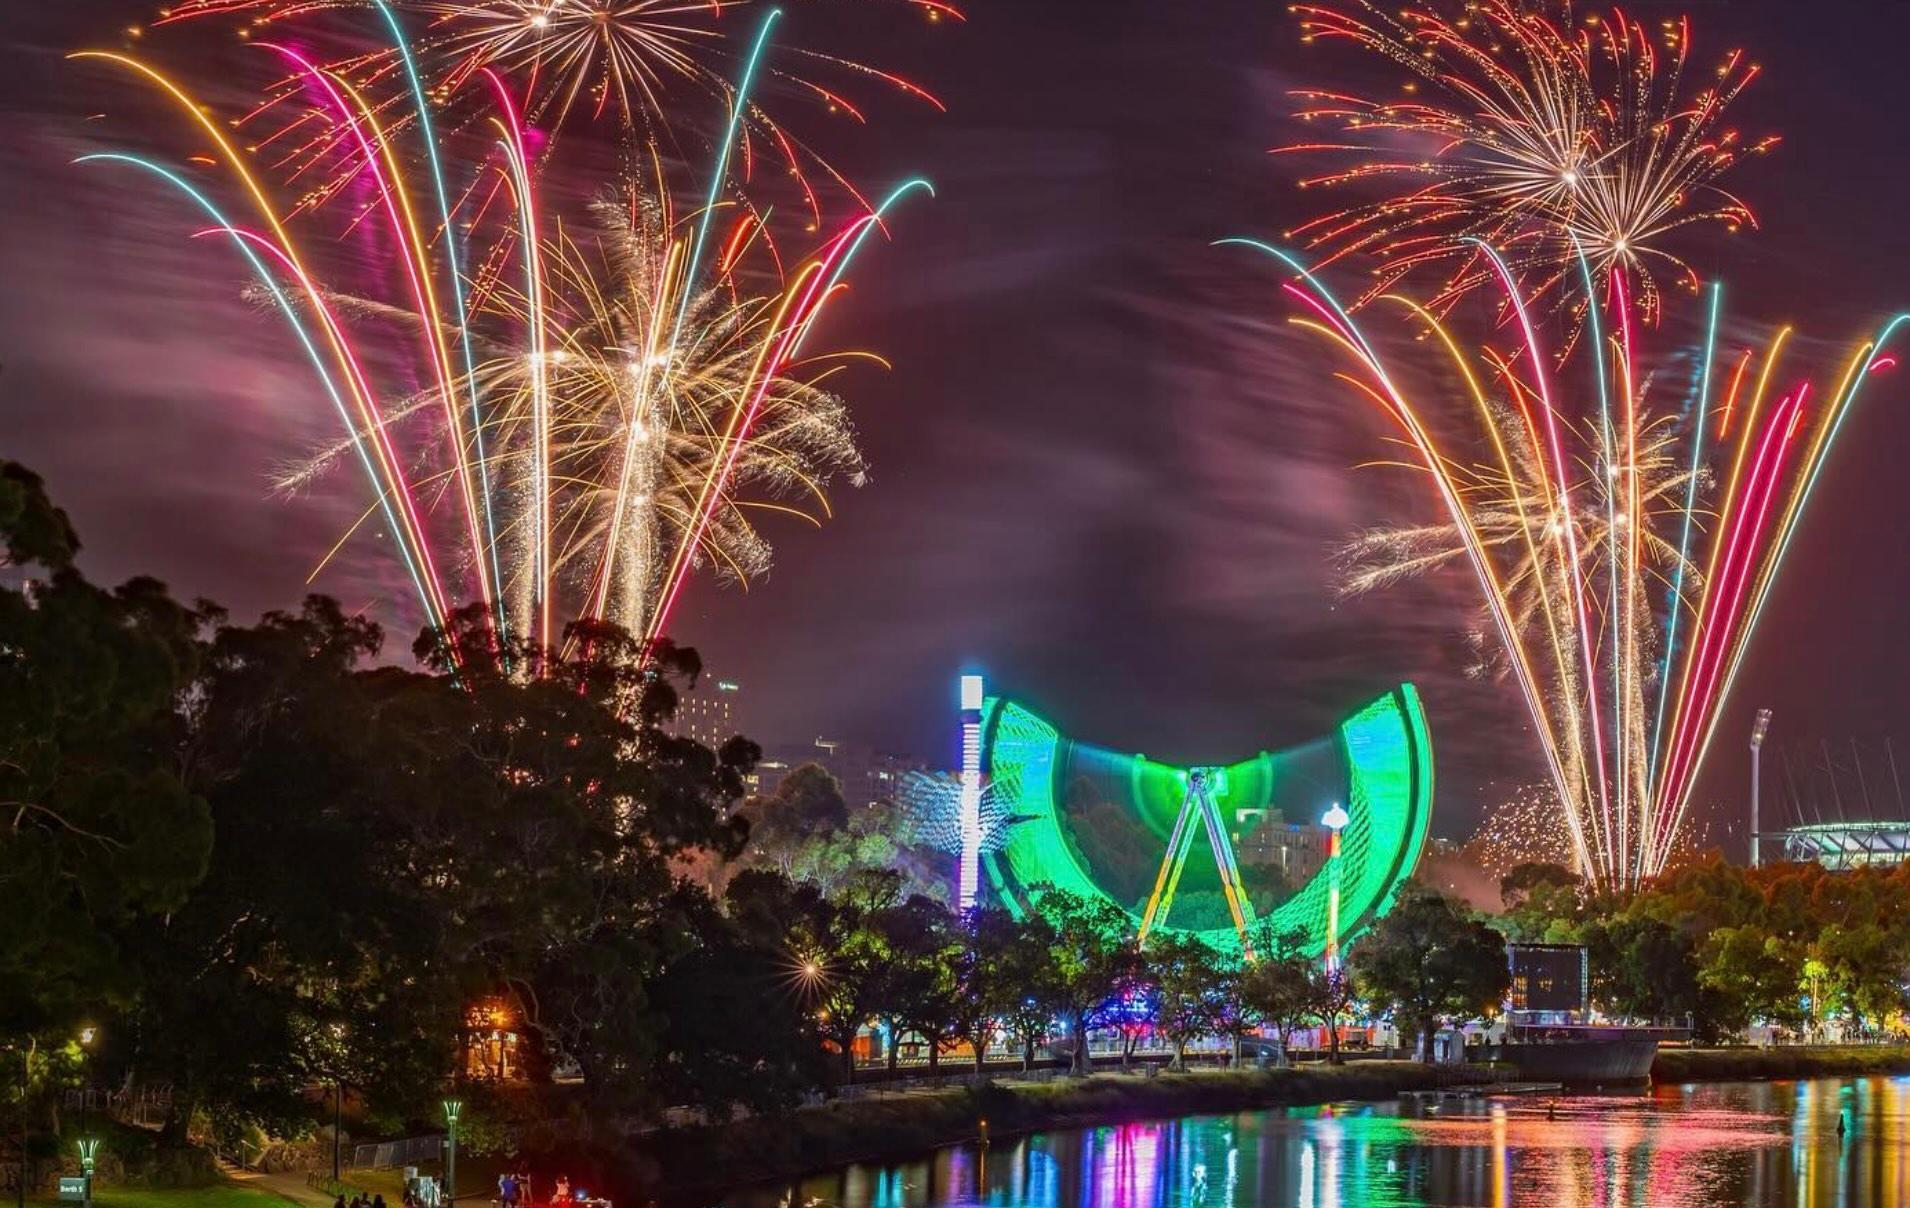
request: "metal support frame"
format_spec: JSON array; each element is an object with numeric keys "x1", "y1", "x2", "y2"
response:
[{"x1": 1135, "y1": 769, "x2": 1258, "y2": 953}]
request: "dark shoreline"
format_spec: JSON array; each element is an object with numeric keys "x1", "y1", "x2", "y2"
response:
[
  {"x1": 633, "y1": 1045, "x2": 1910, "y2": 1203},
  {"x1": 1652, "y1": 1044, "x2": 1910, "y2": 1083},
  {"x1": 634, "y1": 1062, "x2": 1484, "y2": 1203}
]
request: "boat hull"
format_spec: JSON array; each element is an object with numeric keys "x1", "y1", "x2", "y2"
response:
[{"x1": 1482, "y1": 1039, "x2": 1660, "y2": 1085}]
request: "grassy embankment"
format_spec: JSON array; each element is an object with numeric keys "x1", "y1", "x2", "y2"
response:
[
  {"x1": 25, "y1": 1167, "x2": 508, "y2": 1208},
  {"x1": 1652, "y1": 1045, "x2": 1910, "y2": 1082},
  {"x1": 59, "y1": 1049, "x2": 1910, "y2": 1207},
  {"x1": 24, "y1": 1191, "x2": 293, "y2": 1208},
  {"x1": 25, "y1": 1065, "x2": 1500, "y2": 1205}
]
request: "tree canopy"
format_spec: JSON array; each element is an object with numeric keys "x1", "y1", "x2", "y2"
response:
[
  {"x1": 1350, "y1": 887, "x2": 1509, "y2": 1060},
  {"x1": 0, "y1": 463, "x2": 211, "y2": 1041}
]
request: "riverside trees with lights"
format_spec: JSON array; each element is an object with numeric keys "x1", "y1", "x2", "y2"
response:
[{"x1": 1350, "y1": 888, "x2": 1510, "y2": 1063}]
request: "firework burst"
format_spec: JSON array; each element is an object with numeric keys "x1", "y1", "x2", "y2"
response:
[
  {"x1": 1280, "y1": 0, "x2": 1774, "y2": 323},
  {"x1": 78, "y1": 13, "x2": 927, "y2": 663},
  {"x1": 290, "y1": 186, "x2": 871, "y2": 640},
  {"x1": 1233, "y1": 238, "x2": 1905, "y2": 891},
  {"x1": 1338, "y1": 402, "x2": 1699, "y2": 637},
  {"x1": 486, "y1": 187, "x2": 870, "y2": 639},
  {"x1": 151, "y1": 0, "x2": 957, "y2": 229}
]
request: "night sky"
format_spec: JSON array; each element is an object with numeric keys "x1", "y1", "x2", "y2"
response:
[{"x1": 5, "y1": 0, "x2": 1910, "y2": 843}]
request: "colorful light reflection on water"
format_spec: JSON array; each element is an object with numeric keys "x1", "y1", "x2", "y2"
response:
[{"x1": 701, "y1": 1076, "x2": 1910, "y2": 1206}]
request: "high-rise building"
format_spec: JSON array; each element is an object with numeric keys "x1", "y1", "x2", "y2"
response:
[
  {"x1": 674, "y1": 678, "x2": 744, "y2": 750},
  {"x1": 753, "y1": 737, "x2": 928, "y2": 808}
]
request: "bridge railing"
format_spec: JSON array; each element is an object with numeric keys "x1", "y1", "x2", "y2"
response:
[{"x1": 350, "y1": 1134, "x2": 445, "y2": 1171}]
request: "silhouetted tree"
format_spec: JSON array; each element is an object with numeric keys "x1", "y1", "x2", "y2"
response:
[
  {"x1": 1146, "y1": 932, "x2": 1224, "y2": 1069},
  {"x1": 1036, "y1": 889, "x2": 1141, "y2": 1074},
  {"x1": 1350, "y1": 888, "x2": 1509, "y2": 1061}
]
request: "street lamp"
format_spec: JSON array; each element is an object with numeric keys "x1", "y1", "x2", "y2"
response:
[
  {"x1": 77, "y1": 1027, "x2": 96, "y2": 1137},
  {"x1": 1321, "y1": 802, "x2": 1350, "y2": 975},
  {"x1": 77, "y1": 1138, "x2": 99, "y2": 1208},
  {"x1": 442, "y1": 1099, "x2": 462, "y2": 1206},
  {"x1": 328, "y1": 1022, "x2": 347, "y2": 1185}
]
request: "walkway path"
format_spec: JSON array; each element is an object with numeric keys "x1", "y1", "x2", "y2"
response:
[{"x1": 241, "y1": 1171, "x2": 337, "y2": 1208}]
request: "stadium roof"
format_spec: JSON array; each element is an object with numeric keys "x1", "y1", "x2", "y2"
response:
[{"x1": 1779, "y1": 821, "x2": 1910, "y2": 870}]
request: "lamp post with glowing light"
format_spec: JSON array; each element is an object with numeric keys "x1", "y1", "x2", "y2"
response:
[
  {"x1": 442, "y1": 1099, "x2": 462, "y2": 1206},
  {"x1": 77, "y1": 1138, "x2": 99, "y2": 1208},
  {"x1": 77, "y1": 1027, "x2": 96, "y2": 1137},
  {"x1": 327, "y1": 1023, "x2": 347, "y2": 1184},
  {"x1": 1321, "y1": 802, "x2": 1350, "y2": 974}
]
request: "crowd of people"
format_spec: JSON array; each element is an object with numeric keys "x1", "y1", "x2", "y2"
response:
[
  {"x1": 322, "y1": 1168, "x2": 599, "y2": 1208},
  {"x1": 497, "y1": 1168, "x2": 590, "y2": 1208}
]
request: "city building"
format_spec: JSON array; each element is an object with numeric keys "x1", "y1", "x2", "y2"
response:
[
  {"x1": 754, "y1": 737, "x2": 930, "y2": 807},
  {"x1": 1230, "y1": 808, "x2": 1332, "y2": 884},
  {"x1": 673, "y1": 678, "x2": 744, "y2": 749}
]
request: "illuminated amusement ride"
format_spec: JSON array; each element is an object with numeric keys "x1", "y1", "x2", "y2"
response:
[{"x1": 952, "y1": 675, "x2": 1434, "y2": 959}]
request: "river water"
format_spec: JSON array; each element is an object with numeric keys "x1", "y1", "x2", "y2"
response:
[{"x1": 702, "y1": 1077, "x2": 1910, "y2": 1207}]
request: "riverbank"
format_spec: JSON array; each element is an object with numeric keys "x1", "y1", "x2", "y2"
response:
[
  {"x1": 1652, "y1": 1044, "x2": 1910, "y2": 1083},
  {"x1": 633, "y1": 1062, "x2": 1487, "y2": 1200},
  {"x1": 639, "y1": 1047, "x2": 1910, "y2": 1198},
  {"x1": 64, "y1": 1050, "x2": 1910, "y2": 1207}
]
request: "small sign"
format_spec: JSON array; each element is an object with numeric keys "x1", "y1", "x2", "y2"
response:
[{"x1": 58, "y1": 1177, "x2": 87, "y2": 1202}]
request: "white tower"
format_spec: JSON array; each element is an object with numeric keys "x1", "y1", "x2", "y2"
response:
[{"x1": 958, "y1": 674, "x2": 984, "y2": 910}]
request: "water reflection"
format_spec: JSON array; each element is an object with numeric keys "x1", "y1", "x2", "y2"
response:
[{"x1": 700, "y1": 1076, "x2": 1910, "y2": 1206}]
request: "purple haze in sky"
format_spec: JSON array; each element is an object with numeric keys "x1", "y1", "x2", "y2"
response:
[{"x1": 7, "y1": 0, "x2": 1910, "y2": 846}]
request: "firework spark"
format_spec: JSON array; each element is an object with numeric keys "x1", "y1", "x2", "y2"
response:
[
  {"x1": 1280, "y1": 0, "x2": 1774, "y2": 323},
  {"x1": 1337, "y1": 402, "x2": 1699, "y2": 634},
  {"x1": 78, "y1": 12, "x2": 927, "y2": 661},
  {"x1": 152, "y1": 0, "x2": 957, "y2": 229},
  {"x1": 1234, "y1": 238, "x2": 1904, "y2": 891},
  {"x1": 1464, "y1": 783, "x2": 1575, "y2": 875},
  {"x1": 292, "y1": 186, "x2": 872, "y2": 641},
  {"x1": 479, "y1": 190, "x2": 870, "y2": 638}
]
